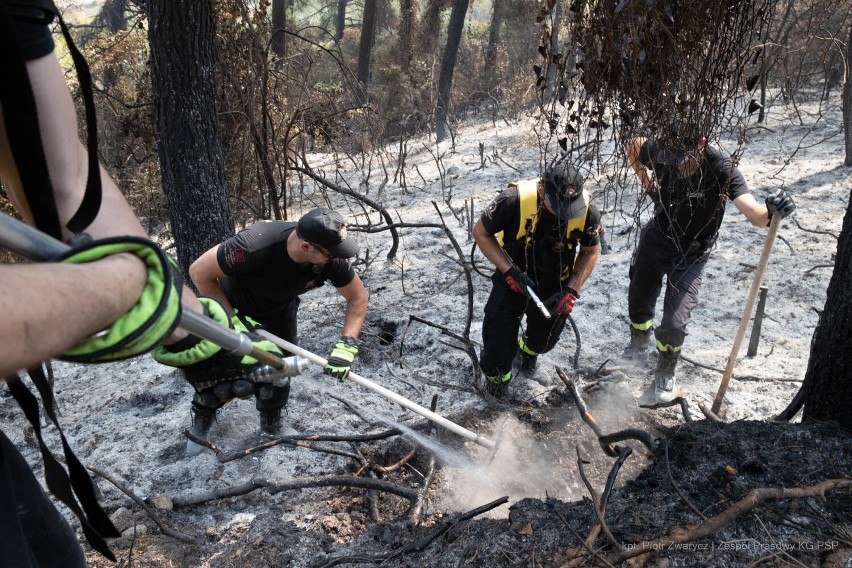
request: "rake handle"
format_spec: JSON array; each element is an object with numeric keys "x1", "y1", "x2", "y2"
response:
[
  {"x1": 257, "y1": 330, "x2": 497, "y2": 449},
  {"x1": 711, "y1": 214, "x2": 782, "y2": 414}
]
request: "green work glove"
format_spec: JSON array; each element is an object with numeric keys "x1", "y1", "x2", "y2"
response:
[
  {"x1": 324, "y1": 336, "x2": 359, "y2": 381},
  {"x1": 59, "y1": 235, "x2": 182, "y2": 363},
  {"x1": 152, "y1": 297, "x2": 283, "y2": 389}
]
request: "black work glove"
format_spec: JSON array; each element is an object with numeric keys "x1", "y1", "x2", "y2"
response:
[
  {"x1": 58, "y1": 235, "x2": 182, "y2": 363},
  {"x1": 765, "y1": 189, "x2": 795, "y2": 223},
  {"x1": 503, "y1": 266, "x2": 534, "y2": 297},
  {"x1": 325, "y1": 336, "x2": 359, "y2": 381},
  {"x1": 545, "y1": 287, "x2": 579, "y2": 316}
]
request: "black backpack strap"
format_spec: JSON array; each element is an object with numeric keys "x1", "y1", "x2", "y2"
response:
[
  {"x1": 50, "y1": 2, "x2": 102, "y2": 234},
  {"x1": 0, "y1": 0, "x2": 102, "y2": 238},
  {"x1": 0, "y1": 0, "x2": 63, "y2": 238},
  {"x1": 5, "y1": 365, "x2": 119, "y2": 561}
]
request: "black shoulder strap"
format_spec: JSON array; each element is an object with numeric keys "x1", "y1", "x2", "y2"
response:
[
  {"x1": 0, "y1": 0, "x2": 102, "y2": 238},
  {"x1": 5, "y1": 365, "x2": 119, "y2": 561},
  {"x1": 0, "y1": 0, "x2": 63, "y2": 238}
]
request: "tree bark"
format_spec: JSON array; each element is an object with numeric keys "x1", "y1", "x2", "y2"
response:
[
  {"x1": 802, "y1": 187, "x2": 852, "y2": 430},
  {"x1": 843, "y1": 23, "x2": 852, "y2": 166},
  {"x1": 271, "y1": 0, "x2": 286, "y2": 61},
  {"x1": 435, "y1": 0, "x2": 469, "y2": 143},
  {"x1": 484, "y1": 0, "x2": 503, "y2": 68},
  {"x1": 145, "y1": 0, "x2": 234, "y2": 282},
  {"x1": 357, "y1": 0, "x2": 378, "y2": 102},
  {"x1": 336, "y1": 0, "x2": 347, "y2": 41},
  {"x1": 544, "y1": 0, "x2": 562, "y2": 100},
  {"x1": 398, "y1": 0, "x2": 415, "y2": 73}
]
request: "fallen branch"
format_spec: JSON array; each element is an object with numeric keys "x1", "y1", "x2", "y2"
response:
[
  {"x1": 607, "y1": 479, "x2": 852, "y2": 564},
  {"x1": 640, "y1": 397, "x2": 694, "y2": 422},
  {"x1": 216, "y1": 430, "x2": 404, "y2": 463},
  {"x1": 554, "y1": 505, "x2": 617, "y2": 568},
  {"x1": 664, "y1": 439, "x2": 708, "y2": 521},
  {"x1": 576, "y1": 448, "x2": 623, "y2": 553},
  {"x1": 319, "y1": 496, "x2": 510, "y2": 567},
  {"x1": 556, "y1": 366, "x2": 656, "y2": 459},
  {"x1": 88, "y1": 466, "x2": 200, "y2": 545},
  {"x1": 698, "y1": 403, "x2": 726, "y2": 423},
  {"x1": 172, "y1": 475, "x2": 418, "y2": 508}
]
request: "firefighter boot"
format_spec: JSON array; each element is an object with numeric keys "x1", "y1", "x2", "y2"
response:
[
  {"x1": 622, "y1": 325, "x2": 653, "y2": 361},
  {"x1": 653, "y1": 348, "x2": 679, "y2": 403},
  {"x1": 259, "y1": 409, "x2": 283, "y2": 436},
  {"x1": 517, "y1": 337, "x2": 538, "y2": 374},
  {"x1": 186, "y1": 405, "x2": 216, "y2": 456},
  {"x1": 485, "y1": 371, "x2": 512, "y2": 399}
]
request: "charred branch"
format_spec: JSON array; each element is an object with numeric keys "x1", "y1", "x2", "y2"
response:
[{"x1": 607, "y1": 479, "x2": 852, "y2": 565}]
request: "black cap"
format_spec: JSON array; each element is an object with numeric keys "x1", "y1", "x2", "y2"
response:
[
  {"x1": 297, "y1": 208, "x2": 359, "y2": 258},
  {"x1": 543, "y1": 162, "x2": 586, "y2": 220}
]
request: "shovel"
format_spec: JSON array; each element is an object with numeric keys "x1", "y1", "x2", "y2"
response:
[
  {"x1": 711, "y1": 214, "x2": 782, "y2": 415},
  {"x1": 257, "y1": 330, "x2": 496, "y2": 449},
  {"x1": 0, "y1": 212, "x2": 307, "y2": 373}
]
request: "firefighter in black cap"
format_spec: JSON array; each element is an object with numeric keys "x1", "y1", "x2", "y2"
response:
[
  {"x1": 473, "y1": 161, "x2": 602, "y2": 396},
  {"x1": 156, "y1": 207, "x2": 367, "y2": 444}
]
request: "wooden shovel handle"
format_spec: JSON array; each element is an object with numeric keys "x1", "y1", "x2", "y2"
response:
[{"x1": 711, "y1": 215, "x2": 782, "y2": 414}]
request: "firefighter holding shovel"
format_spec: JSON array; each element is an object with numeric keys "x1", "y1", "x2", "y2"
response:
[{"x1": 623, "y1": 126, "x2": 795, "y2": 403}]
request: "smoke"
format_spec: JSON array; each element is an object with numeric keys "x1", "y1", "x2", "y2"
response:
[{"x1": 438, "y1": 382, "x2": 648, "y2": 518}]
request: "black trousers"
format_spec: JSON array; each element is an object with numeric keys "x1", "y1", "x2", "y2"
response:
[
  {"x1": 0, "y1": 429, "x2": 86, "y2": 568},
  {"x1": 479, "y1": 272, "x2": 569, "y2": 378},
  {"x1": 628, "y1": 223, "x2": 708, "y2": 350}
]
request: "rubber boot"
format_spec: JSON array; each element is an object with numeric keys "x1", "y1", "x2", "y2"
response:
[
  {"x1": 484, "y1": 371, "x2": 512, "y2": 398},
  {"x1": 519, "y1": 353, "x2": 538, "y2": 372},
  {"x1": 622, "y1": 325, "x2": 653, "y2": 361},
  {"x1": 653, "y1": 349, "x2": 679, "y2": 403},
  {"x1": 259, "y1": 409, "x2": 282, "y2": 436},
  {"x1": 517, "y1": 337, "x2": 538, "y2": 374},
  {"x1": 187, "y1": 406, "x2": 216, "y2": 456}
]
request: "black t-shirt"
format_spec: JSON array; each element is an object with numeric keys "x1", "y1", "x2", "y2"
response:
[
  {"x1": 480, "y1": 185, "x2": 602, "y2": 285},
  {"x1": 640, "y1": 141, "x2": 751, "y2": 246},
  {"x1": 217, "y1": 221, "x2": 355, "y2": 317}
]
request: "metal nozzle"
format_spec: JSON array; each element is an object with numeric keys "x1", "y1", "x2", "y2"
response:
[{"x1": 247, "y1": 356, "x2": 309, "y2": 387}]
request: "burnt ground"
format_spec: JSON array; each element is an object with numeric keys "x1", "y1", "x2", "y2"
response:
[{"x1": 83, "y1": 401, "x2": 852, "y2": 568}]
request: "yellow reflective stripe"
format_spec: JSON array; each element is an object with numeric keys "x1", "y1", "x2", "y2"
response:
[
  {"x1": 631, "y1": 320, "x2": 654, "y2": 331},
  {"x1": 518, "y1": 337, "x2": 537, "y2": 356},
  {"x1": 655, "y1": 340, "x2": 682, "y2": 353},
  {"x1": 486, "y1": 371, "x2": 513, "y2": 384}
]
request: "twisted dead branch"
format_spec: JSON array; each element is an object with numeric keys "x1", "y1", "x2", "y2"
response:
[
  {"x1": 556, "y1": 366, "x2": 657, "y2": 459},
  {"x1": 172, "y1": 474, "x2": 418, "y2": 509},
  {"x1": 88, "y1": 466, "x2": 200, "y2": 545},
  {"x1": 606, "y1": 479, "x2": 852, "y2": 565},
  {"x1": 318, "y1": 496, "x2": 510, "y2": 567}
]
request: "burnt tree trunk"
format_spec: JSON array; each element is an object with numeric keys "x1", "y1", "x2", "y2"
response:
[
  {"x1": 271, "y1": 0, "x2": 286, "y2": 61},
  {"x1": 544, "y1": 0, "x2": 562, "y2": 100},
  {"x1": 146, "y1": 0, "x2": 234, "y2": 282},
  {"x1": 336, "y1": 0, "x2": 347, "y2": 41},
  {"x1": 398, "y1": 0, "x2": 415, "y2": 73},
  {"x1": 484, "y1": 0, "x2": 504, "y2": 67},
  {"x1": 843, "y1": 23, "x2": 852, "y2": 166},
  {"x1": 357, "y1": 0, "x2": 378, "y2": 102},
  {"x1": 435, "y1": 0, "x2": 469, "y2": 143},
  {"x1": 802, "y1": 188, "x2": 852, "y2": 430}
]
